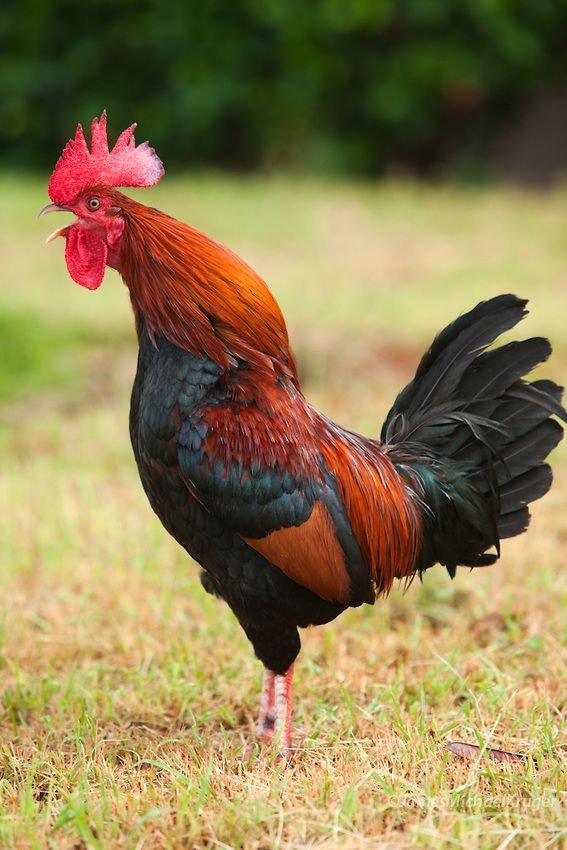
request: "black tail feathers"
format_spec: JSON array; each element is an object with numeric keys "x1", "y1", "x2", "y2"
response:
[{"x1": 382, "y1": 294, "x2": 566, "y2": 574}]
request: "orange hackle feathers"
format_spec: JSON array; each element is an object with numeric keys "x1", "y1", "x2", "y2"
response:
[{"x1": 116, "y1": 193, "x2": 298, "y2": 383}]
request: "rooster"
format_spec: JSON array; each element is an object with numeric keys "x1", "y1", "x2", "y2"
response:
[{"x1": 41, "y1": 115, "x2": 566, "y2": 760}]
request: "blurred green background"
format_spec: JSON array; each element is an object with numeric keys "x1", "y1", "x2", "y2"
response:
[{"x1": 2, "y1": 0, "x2": 567, "y2": 180}]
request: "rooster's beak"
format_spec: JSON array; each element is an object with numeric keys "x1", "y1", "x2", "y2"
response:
[{"x1": 38, "y1": 203, "x2": 74, "y2": 244}]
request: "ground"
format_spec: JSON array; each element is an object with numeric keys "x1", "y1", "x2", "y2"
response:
[{"x1": 0, "y1": 176, "x2": 565, "y2": 849}]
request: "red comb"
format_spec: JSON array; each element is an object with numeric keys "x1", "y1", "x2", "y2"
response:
[{"x1": 49, "y1": 112, "x2": 164, "y2": 204}]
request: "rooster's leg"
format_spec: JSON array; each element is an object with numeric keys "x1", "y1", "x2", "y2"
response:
[
  {"x1": 272, "y1": 663, "x2": 295, "y2": 762},
  {"x1": 257, "y1": 668, "x2": 276, "y2": 744},
  {"x1": 257, "y1": 664, "x2": 295, "y2": 761}
]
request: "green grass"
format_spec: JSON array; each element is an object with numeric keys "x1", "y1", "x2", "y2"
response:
[{"x1": 0, "y1": 174, "x2": 566, "y2": 848}]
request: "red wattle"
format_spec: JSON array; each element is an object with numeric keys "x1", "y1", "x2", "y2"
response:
[{"x1": 65, "y1": 226, "x2": 108, "y2": 290}]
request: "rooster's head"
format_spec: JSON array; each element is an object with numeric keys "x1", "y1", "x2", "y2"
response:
[{"x1": 39, "y1": 112, "x2": 163, "y2": 290}]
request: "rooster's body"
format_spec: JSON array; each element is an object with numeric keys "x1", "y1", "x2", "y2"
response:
[{"x1": 42, "y1": 115, "x2": 566, "y2": 758}]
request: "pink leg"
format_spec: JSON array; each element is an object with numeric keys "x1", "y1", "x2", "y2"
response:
[
  {"x1": 273, "y1": 664, "x2": 295, "y2": 762},
  {"x1": 257, "y1": 664, "x2": 295, "y2": 762},
  {"x1": 257, "y1": 668, "x2": 276, "y2": 743}
]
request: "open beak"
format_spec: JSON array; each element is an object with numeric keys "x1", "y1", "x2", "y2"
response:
[{"x1": 38, "y1": 203, "x2": 74, "y2": 244}]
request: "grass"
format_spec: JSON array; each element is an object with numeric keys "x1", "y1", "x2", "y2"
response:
[{"x1": 0, "y1": 174, "x2": 566, "y2": 848}]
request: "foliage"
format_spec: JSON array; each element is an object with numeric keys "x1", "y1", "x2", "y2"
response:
[{"x1": 1, "y1": 0, "x2": 566, "y2": 174}]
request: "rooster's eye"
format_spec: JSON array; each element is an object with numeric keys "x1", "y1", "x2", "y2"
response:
[{"x1": 88, "y1": 197, "x2": 101, "y2": 210}]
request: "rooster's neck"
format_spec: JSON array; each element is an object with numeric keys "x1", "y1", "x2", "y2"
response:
[{"x1": 115, "y1": 196, "x2": 299, "y2": 383}]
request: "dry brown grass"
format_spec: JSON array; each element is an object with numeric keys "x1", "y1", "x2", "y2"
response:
[{"x1": 0, "y1": 176, "x2": 565, "y2": 848}]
